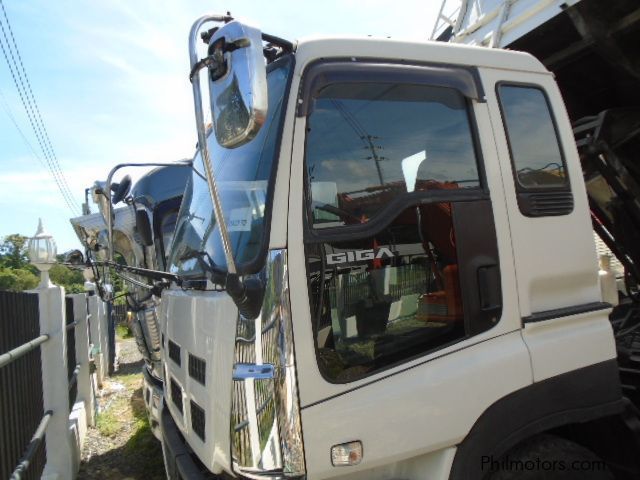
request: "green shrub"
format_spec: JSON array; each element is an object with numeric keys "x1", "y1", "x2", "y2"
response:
[{"x1": 0, "y1": 268, "x2": 38, "y2": 291}]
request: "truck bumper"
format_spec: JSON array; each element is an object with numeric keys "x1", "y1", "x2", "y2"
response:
[
  {"x1": 142, "y1": 365, "x2": 163, "y2": 441},
  {"x1": 161, "y1": 406, "x2": 225, "y2": 479}
]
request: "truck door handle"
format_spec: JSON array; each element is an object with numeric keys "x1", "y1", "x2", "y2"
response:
[
  {"x1": 477, "y1": 265, "x2": 501, "y2": 313},
  {"x1": 233, "y1": 363, "x2": 275, "y2": 380}
]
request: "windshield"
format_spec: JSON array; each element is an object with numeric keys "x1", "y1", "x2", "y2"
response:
[{"x1": 168, "y1": 56, "x2": 292, "y2": 277}]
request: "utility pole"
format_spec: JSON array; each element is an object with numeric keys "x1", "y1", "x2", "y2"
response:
[{"x1": 363, "y1": 135, "x2": 386, "y2": 185}]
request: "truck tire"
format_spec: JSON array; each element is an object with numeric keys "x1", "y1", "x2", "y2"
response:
[{"x1": 486, "y1": 434, "x2": 613, "y2": 480}]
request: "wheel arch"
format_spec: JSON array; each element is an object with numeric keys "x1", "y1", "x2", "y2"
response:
[{"x1": 449, "y1": 359, "x2": 626, "y2": 479}]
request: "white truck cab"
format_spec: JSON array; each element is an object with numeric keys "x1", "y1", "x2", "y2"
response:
[
  {"x1": 155, "y1": 15, "x2": 639, "y2": 480},
  {"x1": 71, "y1": 164, "x2": 191, "y2": 440}
]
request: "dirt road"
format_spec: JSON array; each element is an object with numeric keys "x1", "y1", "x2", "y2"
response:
[{"x1": 78, "y1": 335, "x2": 165, "y2": 479}]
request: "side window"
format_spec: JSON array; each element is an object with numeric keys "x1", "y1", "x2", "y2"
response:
[
  {"x1": 498, "y1": 85, "x2": 573, "y2": 216},
  {"x1": 303, "y1": 72, "x2": 502, "y2": 383},
  {"x1": 160, "y1": 210, "x2": 179, "y2": 262},
  {"x1": 307, "y1": 82, "x2": 481, "y2": 229},
  {"x1": 154, "y1": 205, "x2": 180, "y2": 270}
]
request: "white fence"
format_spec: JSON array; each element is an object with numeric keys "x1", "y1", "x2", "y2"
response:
[{"x1": 0, "y1": 282, "x2": 111, "y2": 480}]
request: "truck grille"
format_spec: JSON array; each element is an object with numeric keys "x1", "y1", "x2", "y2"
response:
[
  {"x1": 518, "y1": 191, "x2": 574, "y2": 217},
  {"x1": 189, "y1": 354, "x2": 206, "y2": 385},
  {"x1": 170, "y1": 377, "x2": 183, "y2": 414},
  {"x1": 168, "y1": 340, "x2": 181, "y2": 366},
  {"x1": 190, "y1": 400, "x2": 205, "y2": 441}
]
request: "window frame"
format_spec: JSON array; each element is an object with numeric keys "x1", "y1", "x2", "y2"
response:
[{"x1": 496, "y1": 82, "x2": 574, "y2": 216}]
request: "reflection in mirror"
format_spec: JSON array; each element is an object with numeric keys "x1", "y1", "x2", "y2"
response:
[{"x1": 207, "y1": 22, "x2": 267, "y2": 148}]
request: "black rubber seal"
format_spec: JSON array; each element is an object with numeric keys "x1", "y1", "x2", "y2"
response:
[{"x1": 523, "y1": 301, "x2": 611, "y2": 324}]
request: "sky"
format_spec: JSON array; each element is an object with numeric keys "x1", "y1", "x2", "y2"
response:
[{"x1": 0, "y1": 0, "x2": 441, "y2": 252}]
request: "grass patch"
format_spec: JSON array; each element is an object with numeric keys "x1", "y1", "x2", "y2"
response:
[
  {"x1": 96, "y1": 397, "x2": 129, "y2": 437},
  {"x1": 115, "y1": 323, "x2": 133, "y2": 339},
  {"x1": 124, "y1": 387, "x2": 166, "y2": 476},
  {"x1": 95, "y1": 377, "x2": 142, "y2": 437},
  {"x1": 115, "y1": 373, "x2": 143, "y2": 390},
  {"x1": 93, "y1": 383, "x2": 165, "y2": 478}
]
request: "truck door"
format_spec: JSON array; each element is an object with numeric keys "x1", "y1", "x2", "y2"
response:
[
  {"x1": 481, "y1": 67, "x2": 617, "y2": 382},
  {"x1": 287, "y1": 61, "x2": 531, "y2": 478}
]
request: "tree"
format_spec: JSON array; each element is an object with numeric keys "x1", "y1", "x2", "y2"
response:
[
  {"x1": 0, "y1": 234, "x2": 30, "y2": 270},
  {"x1": 0, "y1": 267, "x2": 38, "y2": 291},
  {"x1": 0, "y1": 269, "x2": 18, "y2": 290},
  {"x1": 13, "y1": 268, "x2": 39, "y2": 290},
  {"x1": 49, "y1": 264, "x2": 85, "y2": 292}
]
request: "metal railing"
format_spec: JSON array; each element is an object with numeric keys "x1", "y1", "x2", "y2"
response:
[
  {"x1": 0, "y1": 334, "x2": 49, "y2": 369},
  {"x1": 0, "y1": 291, "x2": 48, "y2": 480},
  {"x1": 9, "y1": 410, "x2": 52, "y2": 480},
  {"x1": 2, "y1": 288, "x2": 103, "y2": 480},
  {"x1": 112, "y1": 303, "x2": 128, "y2": 324},
  {"x1": 65, "y1": 297, "x2": 79, "y2": 411}
]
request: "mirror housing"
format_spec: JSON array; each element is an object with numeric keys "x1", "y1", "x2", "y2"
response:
[
  {"x1": 64, "y1": 249, "x2": 85, "y2": 265},
  {"x1": 111, "y1": 174, "x2": 132, "y2": 204},
  {"x1": 207, "y1": 21, "x2": 267, "y2": 148}
]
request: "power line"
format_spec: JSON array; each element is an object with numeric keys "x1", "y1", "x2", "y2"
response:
[
  {"x1": 0, "y1": 87, "x2": 48, "y2": 170},
  {"x1": 0, "y1": 0, "x2": 77, "y2": 207},
  {"x1": 0, "y1": 32, "x2": 77, "y2": 214},
  {"x1": 0, "y1": 0, "x2": 80, "y2": 215},
  {"x1": 0, "y1": 1, "x2": 79, "y2": 214}
]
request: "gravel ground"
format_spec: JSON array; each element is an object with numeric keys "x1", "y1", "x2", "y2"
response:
[{"x1": 78, "y1": 334, "x2": 165, "y2": 480}]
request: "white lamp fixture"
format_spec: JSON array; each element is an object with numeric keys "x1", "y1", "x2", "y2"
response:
[{"x1": 28, "y1": 218, "x2": 57, "y2": 288}]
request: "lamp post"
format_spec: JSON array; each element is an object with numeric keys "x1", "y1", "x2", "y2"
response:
[{"x1": 27, "y1": 218, "x2": 57, "y2": 289}]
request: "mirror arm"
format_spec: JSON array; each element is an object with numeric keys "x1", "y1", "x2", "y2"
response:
[
  {"x1": 189, "y1": 54, "x2": 219, "y2": 83},
  {"x1": 92, "y1": 260, "x2": 182, "y2": 284},
  {"x1": 261, "y1": 33, "x2": 294, "y2": 53},
  {"x1": 189, "y1": 38, "x2": 251, "y2": 83},
  {"x1": 189, "y1": 14, "x2": 238, "y2": 275}
]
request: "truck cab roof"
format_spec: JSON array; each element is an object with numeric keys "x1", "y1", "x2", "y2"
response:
[{"x1": 294, "y1": 35, "x2": 549, "y2": 75}]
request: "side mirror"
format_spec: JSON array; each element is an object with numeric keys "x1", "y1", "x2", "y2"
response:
[
  {"x1": 111, "y1": 175, "x2": 132, "y2": 204},
  {"x1": 135, "y1": 209, "x2": 154, "y2": 246},
  {"x1": 64, "y1": 249, "x2": 85, "y2": 265},
  {"x1": 207, "y1": 21, "x2": 267, "y2": 148}
]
